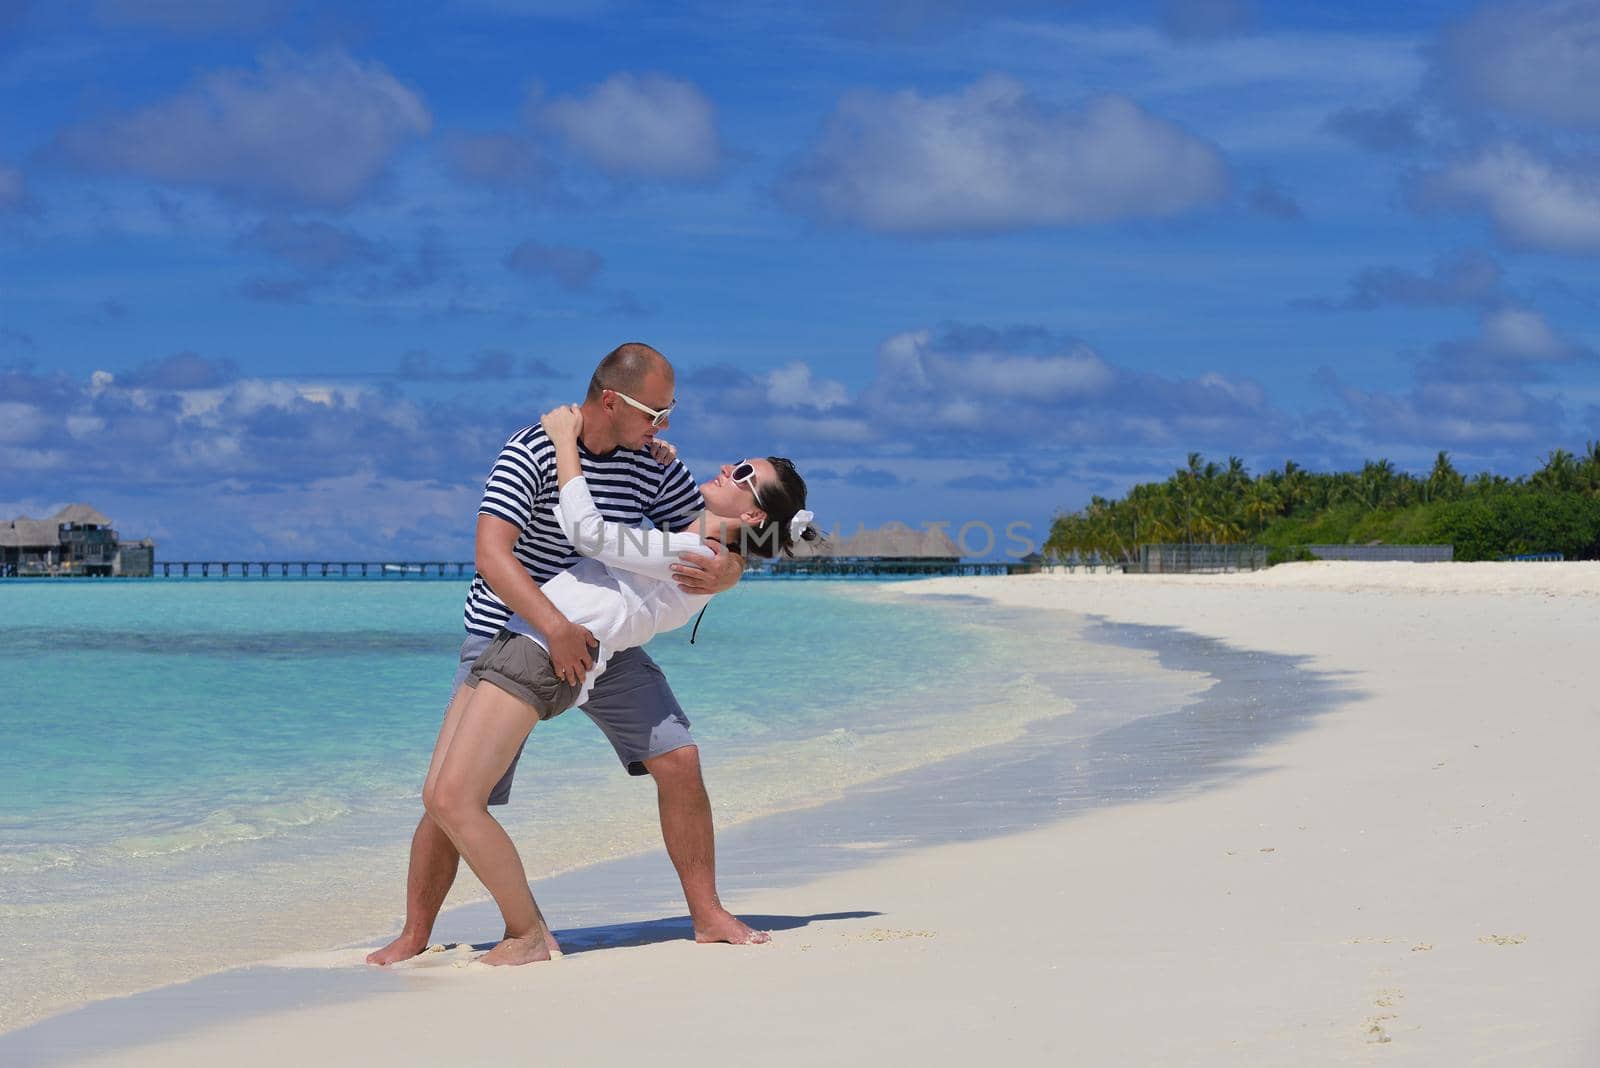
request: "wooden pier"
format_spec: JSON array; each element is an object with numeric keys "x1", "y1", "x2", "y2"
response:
[
  {"x1": 764, "y1": 560, "x2": 1030, "y2": 577},
  {"x1": 27, "y1": 558, "x2": 1038, "y2": 580},
  {"x1": 154, "y1": 561, "x2": 474, "y2": 578}
]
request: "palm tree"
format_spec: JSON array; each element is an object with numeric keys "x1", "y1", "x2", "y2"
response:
[
  {"x1": 1279, "y1": 460, "x2": 1311, "y2": 513},
  {"x1": 1583, "y1": 442, "x2": 1600, "y2": 496},
  {"x1": 1427, "y1": 450, "x2": 1465, "y2": 503},
  {"x1": 1358, "y1": 459, "x2": 1398, "y2": 512},
  {"x1": 1243, "y1": 480, "x2": 1278, "y2": 538},
  {"x1": 1469, "y1": 470, "x2": 1506, "y2": 495},
  {"x1": 1533, "y1": 448, "x2": 1580, "y2": 494}
]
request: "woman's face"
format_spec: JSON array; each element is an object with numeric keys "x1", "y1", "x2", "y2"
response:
[{"x1": 700, "y1": 458, "x2": 777, "y2": 519}]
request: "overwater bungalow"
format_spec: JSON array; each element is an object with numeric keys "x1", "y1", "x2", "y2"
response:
[
  {"x1": 0, "y1": 504, "x2": 154, "y2": 577},
  {"x1": 768, "y1": 522, "x2": 996, "y2": 576}
]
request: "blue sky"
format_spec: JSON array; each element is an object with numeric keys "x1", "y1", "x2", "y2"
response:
[{"x1": 2, "y1": 0, "x2": 1598, "y2": 558}]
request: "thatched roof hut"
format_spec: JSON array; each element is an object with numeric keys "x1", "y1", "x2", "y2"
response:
[
  {"x1": 53, "y1": 504, "x2": 113, "y2": 527},
  {"x1": 0, "y1": 504, "x2": 115, "y2": 547},
  {"x1": 788, "y1": 522, "x2": 961, "y2": 561},
  {"x1": 0, "y1": 517, "x2": 58, "y2": 548}
]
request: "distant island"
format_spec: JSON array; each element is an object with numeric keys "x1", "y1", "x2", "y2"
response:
[{"x1": 1047, "y1": 447, "x2": 1600, "y2": 565}]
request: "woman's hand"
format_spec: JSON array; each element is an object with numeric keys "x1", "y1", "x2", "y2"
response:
[
  {"x1": 541, "y1": 404, "x2": 583, "y2": 443},
  {"x1": 648, "y1": 438, "x2": 677, "y2": 465}
]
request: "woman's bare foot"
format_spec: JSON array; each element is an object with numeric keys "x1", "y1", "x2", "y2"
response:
[
  {"x1": 694, "y1": 909, "x2": 771, "y2": 945},
  {"x1": 367, "y1": 932, "x2": 430, "y2": 966},
  {"x1": 480, "y1": 929, "x2": 561, "y2": 966}
]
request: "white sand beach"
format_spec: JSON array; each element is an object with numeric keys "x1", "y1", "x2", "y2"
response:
[{"x1": 44, "y1": 563, "x2": 1600, "y2": 1067}]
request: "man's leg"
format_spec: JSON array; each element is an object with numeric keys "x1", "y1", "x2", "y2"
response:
[
  {"x1": 365, "y1": 814, "x2": 462, "y2": 965},
  {"x1": 642, "y1": 745, "x2": 770, "y2": 945}
]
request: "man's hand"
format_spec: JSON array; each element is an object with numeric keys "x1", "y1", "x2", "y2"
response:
[
  {"x1": 648, "y1": 438, "x2": 677, "y2": 465},
  {"x1": 672, "y1": 540, "x2": 745, "y2": 595},
  {"x1": 546, "y1": 619, "x2": 598, "y2": 685}
]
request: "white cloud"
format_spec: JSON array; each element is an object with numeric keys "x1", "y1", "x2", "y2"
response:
[
  {"x1": 950, "y1": 349, "x2": 1115, "y2": 398},
  {"x1": 1482, "y1": 307, "x2": 1568, "y2": 360},
  {"x1": 1327, "y1": 300, "x2": 1588, "y2": 448},
  {"x1": 767, "y1": 414, "x2": 875, "y2": 443},
  {"x1": 540, "y1": 73, "x2": 722, "y2": 181},
  {"x1": 783, "y1": 76, "x2": 1229, "y2": 234},
  {"x1": 1335, "y1": 378, "x2": 1561, "y2": 446},
  {"x1": 765, "y1": 362, "x2": 849, "y2": 410},
  {"x1": 858, "y1": 325, "x2": 1278, "y2": 448},
  {"x1": 65, "y1": 415, "x2": 107, "y2": 438},
  {"x1": 1439, "y1": 0, "x2": 1600, "y2": 129},
  {"x1": 1426, "y1": 143, "x2": 1600, "y2": 253},
  {"x1": 1008, "y1": 23, "x2": 1424, "y2": 101},
  {"x1": 0, "y1": 402, "x2": 50, "y2": 443},
  {"x1": 874, "y1": 328, "x2": 1115, "y2": 404},
  {"x1": 55, "y1": 51, "x2": 431, "y2": 208}
]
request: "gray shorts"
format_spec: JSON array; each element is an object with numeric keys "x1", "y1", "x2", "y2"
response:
[
  {"x1": 464, "y1": 630, "x2": 583, "y2": 721},
  {"x1": 448, "y1": 634, "x2": 694, "y2": 806}
]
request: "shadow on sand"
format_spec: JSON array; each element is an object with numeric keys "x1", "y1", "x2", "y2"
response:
[{"x1": 466, "y1": 910, "x2": 883, "y2": 955}]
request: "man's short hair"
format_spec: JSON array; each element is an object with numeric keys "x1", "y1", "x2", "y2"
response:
[{"x1": 586, "y1": 343, "x2": 670, "y2": 401}]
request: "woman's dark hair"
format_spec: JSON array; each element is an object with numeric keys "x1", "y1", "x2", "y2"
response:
[{"x1": 736, "y1": 456, "x2": 822, "y2": 559}]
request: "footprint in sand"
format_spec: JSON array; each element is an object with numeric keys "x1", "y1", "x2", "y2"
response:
[
  {"x1": 1364, "y1": 987, "x2": 1404, "y2": 1044},
  {"x1": 1478, "y1": 933, "x2": 1527, "y2": 945},
  {"x1": 848, "y1": 928, "x2": 936, "y2": 943},
  {"x1": 391, "y1": 943, "x2": 478, "y2": 974}
]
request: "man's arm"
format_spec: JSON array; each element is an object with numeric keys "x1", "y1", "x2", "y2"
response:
[
  {"x1": 671, "y1": 539, "x2": 744, "y2": 594},
  {"x1": 475, "y1": 515, "x2": 596, "y2": 685}
]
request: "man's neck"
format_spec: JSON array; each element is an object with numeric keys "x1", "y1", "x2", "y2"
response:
[{"x1": 577, "y1": 400, "x2": 616, "y2": 454}]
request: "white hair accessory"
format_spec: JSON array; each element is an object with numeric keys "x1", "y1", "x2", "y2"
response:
[{"x1": 788, "y1": 509, "x2": 814, "y2": 540}]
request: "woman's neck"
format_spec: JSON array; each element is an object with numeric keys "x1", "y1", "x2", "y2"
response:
[{"x1": 675, "y1": 510, "x2": 743, "y2": 542}]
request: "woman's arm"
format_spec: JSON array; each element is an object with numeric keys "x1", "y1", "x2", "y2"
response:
[
  {"x1": 556, "y1": 478, "x2": 712, "y2": 583},
  {"x1": 542, "y1": 405, "x2": 585, "y2": 488},
  {"x1": 541, "y1": 404, "x2": 717, "y2": 583}
]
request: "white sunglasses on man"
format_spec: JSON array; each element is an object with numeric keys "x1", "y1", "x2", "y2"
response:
[{"x1": 608, "y1": 389, "x2": 674, "y2": 428}]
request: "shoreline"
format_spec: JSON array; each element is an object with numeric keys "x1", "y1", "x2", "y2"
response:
[
  {"x1": 11, "y1": 562, "x2": 1598, "y2": 1066},
  {"x1": 0, "y1": 595, "x2": 1337, "y2": 1064}
]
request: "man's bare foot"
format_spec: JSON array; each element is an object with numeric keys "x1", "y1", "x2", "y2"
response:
[
  {"x1": 367, "y1": 932, "x2": 430, "y2": 966},
  {"x1": 480, "y1": 930, "x2": 561, "y2": 966},
  {"x1": 694, "y1": 910, "x2": 771, "y2": 945}
]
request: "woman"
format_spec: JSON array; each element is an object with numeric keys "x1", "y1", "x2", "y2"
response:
[{"x1": 421, "y1": 403, "x2": 816, "y2": 966}]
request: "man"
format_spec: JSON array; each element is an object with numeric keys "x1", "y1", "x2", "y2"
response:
[{"x1": 368, "y1": 342, "x2": 767, "y2": 966}]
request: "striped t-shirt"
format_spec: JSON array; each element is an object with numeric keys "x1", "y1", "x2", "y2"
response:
[{"x1": 463, "y1": 423, "x2": 704, "y2": 638}]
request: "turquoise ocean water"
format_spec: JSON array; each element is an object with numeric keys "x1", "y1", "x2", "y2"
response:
[{"x1": 0, "y1": 577, "x2": 1041, "y2": 1033}]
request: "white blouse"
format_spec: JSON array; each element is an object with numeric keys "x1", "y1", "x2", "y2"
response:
[{"x1": 503, "y1": 476, "x2": 714, "y2": 706}]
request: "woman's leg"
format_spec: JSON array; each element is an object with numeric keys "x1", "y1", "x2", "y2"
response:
[
  {"x1": 424, "y1": 681, "x2": 557, "y2": 964},
  {"x1": 421, "y1": 683, "x2": 476, "y2": 800}
]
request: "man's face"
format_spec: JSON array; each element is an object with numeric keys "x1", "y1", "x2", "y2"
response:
[{"x1": 612, "y1": 368, "x2": 675, "y2": 451}]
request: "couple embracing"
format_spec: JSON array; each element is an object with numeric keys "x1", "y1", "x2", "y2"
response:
[{"x1": 368, "y1": 342, "x2": 816, "y2": 966}]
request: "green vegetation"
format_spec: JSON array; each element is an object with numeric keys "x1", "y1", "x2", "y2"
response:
[{"x1": 1046, "y1": 446, "x2": 1600, "y2": 564}]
